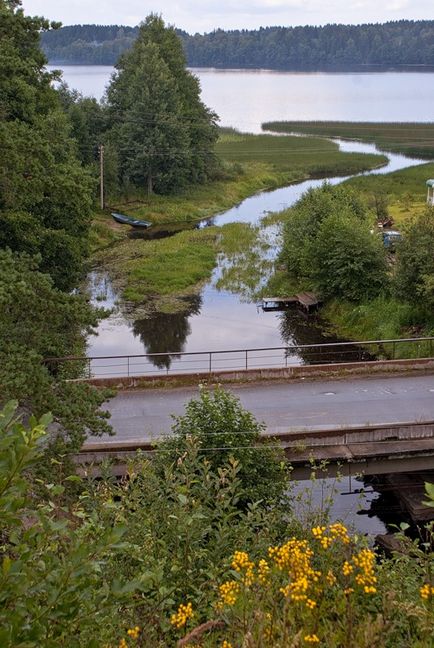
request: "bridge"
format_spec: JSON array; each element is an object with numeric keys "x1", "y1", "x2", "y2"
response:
[{"x1": 50, "y1": 337, "x2": 434, "y2": 475}]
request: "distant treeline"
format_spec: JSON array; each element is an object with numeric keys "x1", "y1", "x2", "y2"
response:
[{"x1": 41, "y1": 20, "x2": 434, "y2": 69}]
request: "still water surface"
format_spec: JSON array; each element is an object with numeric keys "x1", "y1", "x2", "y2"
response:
[{"x1": 52, "y1": 65, "x2": 434, "y2": 132}]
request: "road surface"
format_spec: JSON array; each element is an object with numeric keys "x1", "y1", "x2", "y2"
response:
[{"x1": 97, "y1": 373, "x2": 434, "y2": 443}]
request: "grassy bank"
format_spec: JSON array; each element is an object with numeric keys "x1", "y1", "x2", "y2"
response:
[
  {"x1": 263, "y1": 120, "x2": 434, "y2": 159},
  {"x1": 344, "y1": 161, "x2": 434, "y2": 226},
  {"x1": 323, "y1": 297, "x2": 434, "y2": 358},
  {"x1": 105, "y1": 130, "x2": 386, "y2": 226},
  {"x1": 94, "y1": 222, "x2": 264, "y2": 315}
]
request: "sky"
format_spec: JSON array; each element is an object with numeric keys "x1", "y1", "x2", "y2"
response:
[{"x1": 21, "y1": 0, "x2": 433, "y2": 34}]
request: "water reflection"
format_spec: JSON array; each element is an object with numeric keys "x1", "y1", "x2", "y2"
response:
[
  {"x1": 131, "y1": 295, "x2": 202, "y2": 369},
  {"x1": 279, "y1": 311, "x2": 373, "y2": 364}
]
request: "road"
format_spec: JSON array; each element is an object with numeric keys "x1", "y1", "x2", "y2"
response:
[{"x1": 97, "y1": 373, "x2": 434, "y2": 443}]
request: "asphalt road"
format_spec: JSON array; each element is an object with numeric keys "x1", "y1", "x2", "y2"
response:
[{"x1": 97, "y1": 373, "x2": 434, "y2": 443}]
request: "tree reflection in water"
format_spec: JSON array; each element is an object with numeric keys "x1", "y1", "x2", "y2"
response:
[
  {"x1": 278, "y1": 310, "x2": 373, "y2": 365},
  {"x1": 131, "y1": 295, "x2": 202, "y2": 369}
]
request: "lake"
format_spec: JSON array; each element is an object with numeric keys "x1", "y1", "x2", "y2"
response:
[{"x1": 50, "y1": 66, "x2": 434, "y2": 133}]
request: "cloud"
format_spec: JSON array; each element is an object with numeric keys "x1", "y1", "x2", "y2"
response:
[{"x1": 22, "y1": 0, "x2": 434, "y2": 32}]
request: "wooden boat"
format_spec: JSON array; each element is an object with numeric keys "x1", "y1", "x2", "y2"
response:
[{"x1": 111, "y1": 212, "x2": 152, "y2": 228}]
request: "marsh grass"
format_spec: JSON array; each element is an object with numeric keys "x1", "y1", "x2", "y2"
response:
[
  {"x1": 95, "y1": 228, "x2": 218, "y2": 313},
  {"x1": 263, "y1": 121, "x2": 434, "y2": 159},
  {"x1": 107, "y1": 130, "x2": 386, "y2": 225}
]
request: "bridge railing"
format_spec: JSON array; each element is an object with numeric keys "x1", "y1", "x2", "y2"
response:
[{"x1": 45, "y1": 336, "x2": 434, "y2": 379}]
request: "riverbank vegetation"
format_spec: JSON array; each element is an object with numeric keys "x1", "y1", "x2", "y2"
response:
[
  {"x1": 1, "y1": 394, "x2": 434, "y2": 646},
  {"x1": 103, "y1": 129, "x2": 385, "y2": 226},
  {"x1": 41, "y1": 20, "x2": 434, "y2": 69},
  {"x1": 95, "y1": 221, "x2": 267, "y2": 315},
  {"x1": 101, "y1": 129, "x2": 386, "y2": 226},
  {"x1": 263, "y1": 121, "x2": 434, "y2": 160},
  {"x1": 275, "y1": 182, "x2": 434, "y2": 346}
]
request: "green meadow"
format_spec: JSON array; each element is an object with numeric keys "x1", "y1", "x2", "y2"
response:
[{"x1": 105, "y1": 129, "x2": 386, "y2": 226}]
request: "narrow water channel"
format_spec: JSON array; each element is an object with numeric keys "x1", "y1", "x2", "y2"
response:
[{"x1": 87, "y1": 138, "x2": 424, "y2": 372}]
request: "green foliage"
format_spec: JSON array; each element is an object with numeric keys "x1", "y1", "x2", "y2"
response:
[
  {"x1": 106, "y1": 14, "x2": 218, "y2": 195},
  {"x1": 0, "y1": 403, "x2": 135, "y2": 647},
  {"x1": 0, "y1": 250, "x2": 111, "y2": 452},
  {"x1": 395, "y1": 209, "x2": 434, "y2": 311},
  {"x1": 281, "y1": 183, "x2": 387, "y2": 301},
  {"x1": 0, "y1": 0, "x2": 94, "y2": 291},
  {"x1": 160, "y1": 387, "x2": 289, "y2": 508},
  {"x1": 1, "y1": 401, "x2": 434, "y2": 646},
  {"x1": 310, "y1": 212, "x2": 387, "y2": 301}
]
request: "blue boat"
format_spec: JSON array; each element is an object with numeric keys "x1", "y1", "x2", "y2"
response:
[{"x1": 111, "y1": 212, "x2": 152, "y2": 228}]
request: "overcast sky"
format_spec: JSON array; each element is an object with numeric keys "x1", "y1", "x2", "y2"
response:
[{"x1": 22, "y1": 0, "x2": 433, "y2": 33}]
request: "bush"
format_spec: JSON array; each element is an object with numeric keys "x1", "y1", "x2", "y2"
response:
[
  {"x1": 159, "y1": 387, "x2": 290, "y2": 508},
  {"x1": 0, "y1": 402, "x2": 135, "y2": 647}
]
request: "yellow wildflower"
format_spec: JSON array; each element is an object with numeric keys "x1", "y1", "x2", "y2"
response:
[
  {"x1": 219, "y1": 580, "x2": 240, "y2": 606},
  {"x1": 420, "y1": 583, "x2": 434, "y2": 599},
  {"x1": 304, "y1": 634, "x2": 320, "y2": 643},
  {"x1": 329, "y1": 522, "x2": 350, "y2": 545},
  {"x1": 342, "y1": 561, "x2": 353, "y2": 576},
  {"x1": 127, "y1": 626, "x2": 140, "y2": 640},
  {"x1": 170, "y1": 602, "x2": 194, "y2": 629},
  {"x1": 326, "y1": 570, "x2": 337, "y2": 586},
  {"x1": 258, "y1": 558, "x2": 270, "y2": 584},
  {"x1": 352, "y1": 548, "x2": 377, "y2": 594},
  {"x1": 231, "y1": 550, "x2": 254, "y2": 585},
  {"x1": 118, "y1": 640, "x2": 127, "y2": 648},
  {"x1": 221, "y1": 641, "x2": 233, "y2": 648}
]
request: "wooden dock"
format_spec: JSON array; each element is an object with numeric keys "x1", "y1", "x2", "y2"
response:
[{"x1": 261, "y1": 292, "x2": 321, "y2": 313}]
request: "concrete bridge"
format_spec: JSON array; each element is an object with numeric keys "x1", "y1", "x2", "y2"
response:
[{"x1": 49, "y1": 336, "x2": 434, "y2": 474}]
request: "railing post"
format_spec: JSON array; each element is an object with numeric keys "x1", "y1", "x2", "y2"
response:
[
  {"x1": 88, "y1": 358, "x2": 91, "y2": 379},
  {"x1": 209, "y1": 352, "x2": 212, "y2": 374},
  {"x1": 127, "y1": 356, "x2": 130, "y2": 377},
  {"x1": 245, "y1": 349, "x2": 248, "y2": 371},
  {"x1": 392, "y1": 341, "x2": 395, "y2": 360}
]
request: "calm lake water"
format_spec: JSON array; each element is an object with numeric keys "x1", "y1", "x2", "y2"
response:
[{"x1": 51, "y1": 66, "x2": 434, "y2": 132}]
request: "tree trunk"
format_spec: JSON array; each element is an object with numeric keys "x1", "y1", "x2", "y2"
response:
[{"x1": 147, "y1": 171, "x2": 153, "y2": 195}]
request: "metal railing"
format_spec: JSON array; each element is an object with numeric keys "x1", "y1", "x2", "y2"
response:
[{"x1": 45, "y1": 336, "x2": 434, "y2": 380}]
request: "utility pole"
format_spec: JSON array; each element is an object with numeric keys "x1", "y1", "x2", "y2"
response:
[{"x1": 99, "y1": 144, "x2": 104, "y2": 210}]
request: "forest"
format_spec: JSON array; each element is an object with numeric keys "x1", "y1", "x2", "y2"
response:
[{"x1": 41, "y1": 20, "x2": 434, "y2": 68}]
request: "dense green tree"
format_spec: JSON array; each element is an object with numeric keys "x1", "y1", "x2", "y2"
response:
[
  {"x1": 0, "y1": 250, "x2": 111, "y2": 451},
  {"x1": 57, "y1": 84, "x2": 106, "y2": 165},
  {"x1": 310, "y1": 212, "x2": 387, "y2": 300},
  {"x1": 106, "y1": 14, "x2": 218, "y2": 195},
  {"x1": 0, "y1": 0, "x2": 94, "y2": 290},
  {"x1": 281, "y1": 184, "x2": 387, "y2": 301},
  {"x1": 281, "y1": 184, "x2": 366, "y2": 278},
  {"x1": 395, "y1": 209, "x2": 434, "y2": 311}
]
